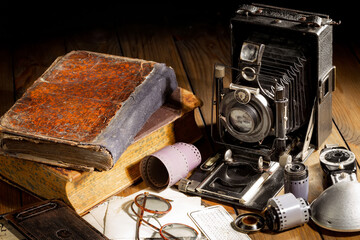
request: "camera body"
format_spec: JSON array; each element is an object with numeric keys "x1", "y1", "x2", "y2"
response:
[
  {"x1": 179, "y1": 4, "x2": 336, "y2": 210},
  {"x1": 215, "y1": 4, "x2": 335, "y2": 161}
]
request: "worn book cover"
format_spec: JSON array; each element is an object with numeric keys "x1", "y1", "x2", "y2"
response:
[
  {"x1": 0, "y1": 50, "x2": 178, "y2": 171},
  {"x1": 0, "y1": 88, "x2": 202, "y2": 215}
]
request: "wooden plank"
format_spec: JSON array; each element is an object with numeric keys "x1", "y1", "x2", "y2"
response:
[
  {"x1": 321, "y1": 229, "x2": 360, "y2": 240},
  {"x1": 332, "y1": 43, "x2": 360, "y2": 162},
  {"x1": 117, "y1": 25, "x2": 189, "y2": 89},
  {"x1": 65, "y1": 26, "x2": 122, "y2": 55},
  {"x1": 13, "y1": 38, "x2": 66, "y2": 99},
  {"x1": 20, "y1": 192, "x2": 41, "y2": 207},
  {"x1": 174, "y1": 24, "x2": 231, "y2": 127},
  {"x1": 0, "y1": 181, "x2": 22, "y2": 215},
  {"x1": 0, "y1": 43, "x2": 21, "y2": 215},
  {"x1": 0, "y1": 48, "x2": 14, "y2": 116},
  {"x1": 315, "y1": 42, "x2": 360, "y2": 240}
]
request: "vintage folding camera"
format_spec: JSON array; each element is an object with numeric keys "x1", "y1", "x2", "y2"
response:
[{"x1": 179, "y1": 4, "x2": 337, "y2": 210}]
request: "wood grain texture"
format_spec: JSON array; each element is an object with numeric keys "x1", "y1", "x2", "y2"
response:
[
  {"x1": 0, "y1": 181, "x2": 22, "y2": 214},
  {"x1": 117, "y1": 24, "x2": 190, "y2": 90},
  {"x1": 13, "y1": 38, "x2": 66, "y2": 99},
  {"x1": 174, "y1": 24, "x2": 231, "y2": 127},
  {"x1": 0, "y1": 48, "x2": 14, "y2": 116},
  {"x1": 332, "y1": 43, "x2": 360, "y2": 162},
  {"x1": 65, "y1": 26, "x2": 122, "y2": 56},
  {"x1": 116, "y1": 24, "x2": 207, "y2": 125}
]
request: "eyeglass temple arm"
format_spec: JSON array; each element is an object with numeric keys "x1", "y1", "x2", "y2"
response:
[{"x1": 135, "y1": 193, "x2": 149, "y2": 240}]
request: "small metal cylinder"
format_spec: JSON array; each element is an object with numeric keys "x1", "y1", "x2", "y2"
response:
[
  {"x1": 284, "y1": 162, "x2": 309, "y2": 200},
  {"x1": 274, "y1": 84, "x2": 288, "y2": 154},
  {"x1": 214, "y1": 64, "x2": 226, "y2": 78}
]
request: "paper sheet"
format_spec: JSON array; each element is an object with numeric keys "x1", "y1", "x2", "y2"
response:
[
  {"x1": 83, "y1": 187, "x2": 204, "y2": 240},
  {"x1": 82, "y1": 199, "x2": 112, "y2": 233}
]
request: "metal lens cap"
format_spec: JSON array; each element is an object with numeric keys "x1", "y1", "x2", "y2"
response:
[{"x1": 232, "y1": 213, "x2": 265, "y2": 233}]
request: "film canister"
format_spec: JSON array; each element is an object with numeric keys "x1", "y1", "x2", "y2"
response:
[{"x1": 284, "y1": 162, "x2": 309, "y2": 201}]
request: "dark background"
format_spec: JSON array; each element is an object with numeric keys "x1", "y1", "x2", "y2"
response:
[{"x1": 1, "y1": 1, "x2": 355, "y2": 44}]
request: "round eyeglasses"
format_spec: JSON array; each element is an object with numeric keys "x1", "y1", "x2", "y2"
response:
[{"x1": 131, "y1": 192, "x2": 199, "y2": 240}]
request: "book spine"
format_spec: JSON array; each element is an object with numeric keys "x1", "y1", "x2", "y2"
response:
[{"x1": 93, "y1": 63, "x2": 178, "y2": 167}]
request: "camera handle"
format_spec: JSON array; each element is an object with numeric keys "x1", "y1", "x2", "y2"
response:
[{"x1": 236, "y1": 3, "x2": 339, "y2": 27}]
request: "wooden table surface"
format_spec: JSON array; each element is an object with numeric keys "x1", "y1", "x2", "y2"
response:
[{"x1": 1, "y1": 3, "x2": 359, "y2": 239}]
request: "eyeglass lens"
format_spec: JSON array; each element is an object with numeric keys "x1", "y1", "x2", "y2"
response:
[
  {"x1": 135, "y1": 194, "x2": 171, "y2": 213},
  {"x1": 134, "y1": 193, "x2": 198, "y2": 240},
  {"x1": 160, "y1": 223, "x2": 198, "y2": 240}
]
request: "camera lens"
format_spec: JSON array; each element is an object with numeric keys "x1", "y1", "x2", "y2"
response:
[
  {"x1": 220, "y1": 91, "x2": 272, "y2": 143},
  {"x1": 229, "y1": 106, "x2": 258, "y2": 133}
]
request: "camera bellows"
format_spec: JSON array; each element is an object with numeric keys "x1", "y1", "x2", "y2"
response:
[{"x1": 251, "y1": 43, "x2": 310, "y2": 132}]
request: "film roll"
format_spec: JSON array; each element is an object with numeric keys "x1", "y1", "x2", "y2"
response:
[
  {"x1": 284, "y1": 162, "x2": 309, "y2": 200},
  {"x1": 265, "y1": 193, "x2": 310, "y2": 232},
  {"x1": 140, "y1": 142, "x2": 201, "y2": 190}
]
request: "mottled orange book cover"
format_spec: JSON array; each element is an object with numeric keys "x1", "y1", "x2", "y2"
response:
[{"x1": 0, "y1": 51, "x2": 178, "y2": 171}]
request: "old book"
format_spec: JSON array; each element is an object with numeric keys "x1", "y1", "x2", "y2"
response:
[
  {"x1": 0, "y1": 88, "x2": 202, "y2": 215},
  {"x1": 0, "y1": 50, "x2": 178, "y2": 171}
]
